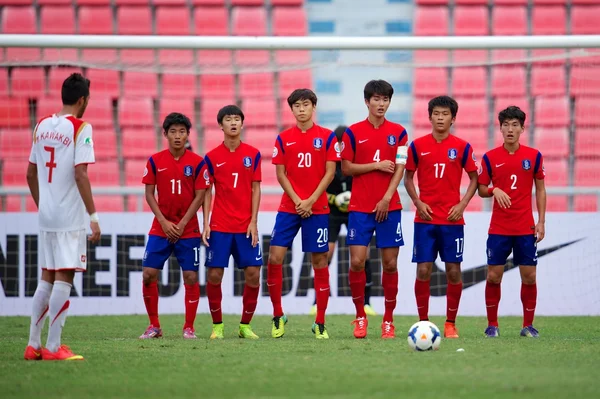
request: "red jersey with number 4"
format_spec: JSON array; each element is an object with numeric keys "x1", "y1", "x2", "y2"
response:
[
  {"x1": 272, "y1": 124, "x2": 339, "y2": 214},
  {"x1": 479, "y1": 145, "x2": 545, "y2": 236},
  {"x1": 406, "y1": 133, "x2": 478, "y2": 225},
  {"x1": 204, "y1": 142, "x2": 261, "y2": 233},
  {"x1": 142, "y1": 149, "x2": 209, "y2": 238},
  {"x1": 341, "y1": 118, "x2": 408, "y2": 213}
]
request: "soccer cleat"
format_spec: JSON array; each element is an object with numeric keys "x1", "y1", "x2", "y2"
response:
[
  {"x1": 183, "y1": 327, "x2": 197, "y2": 339},
  {"x1": 139, "y1": 325, "x2": 162, "y2": 339},
  {"x1": 351, "y1": 317, "x2": 368, "y2": 339},
  {"x1": 485, "y1": 326, "x2": 500, "y2": 338},
  {"x1": 239, "y1": 324, "x2": 259, "y2": 339},
  {"x1": 41, "y1": 345, "x2": 84, "y2": 361},
  {"x1": 271, "y1": 315, "x2": 288, "y2": 338},
  {"x1": 381, "y1": 321, "x2": 395, "y2": 339},
  {"x1": 312, "y1": 322, "x2": 329, "y2": 339},
  {"x1": 210, "y1": 323, "x2": 225, "y2": 340},
  {"x1": 24, "y1": 345, "x2": 42, "y2": 361},
  {"x1": 364, "y1": 304, "x2": 377, "y2": 316},
  {"x1": 309, "y1": 304, "x2": 317, "y2": 316},
  {"x1": 444, "y1": 322, "x2": 459, "y2": 339},
  {"x1": 520, "y1": 325, "x2": 539, "y2": 338}
]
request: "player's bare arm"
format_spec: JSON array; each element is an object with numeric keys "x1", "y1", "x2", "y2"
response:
[
  {"x1": 177, "y1": 187, "x2": 206, "y2": 234},
  {"x1": 448, "y1": 170, "x2": 478, "y2": 222},
  {"x1": 296, "y1": 160, "x2": 336, "y2": 217},
  {"x1": 534, "y1": 177, "x2": 546, "y2": 243},
  {"x1": 341, "y1": 159, "x2": 394, "y2": 177},
  {"x1": 202, "y1": 184, "x2": 213, "y2": 247},
  {"x1": 74, "y1": 164, "x2": 101, "y2": 243},
  {"x1": 374, "y1": 163, "x2": 405, "y2": 222},
  {"x1": 247, "y1": 181, "x2": 261, "y2": 247},
  {"x1": 404, "y1": 170, "x2": 433, "y2": 221},
  {"x1": 145, "y1": 183, "x2": 179, "y2": 242},
  {"x1": 478, "y1": 184, "x2": 512, "y2": 208},
  {"x1": 275, "y1": 164, "x2": 308, "y2": 217},
  {"x1": 26, "y1": 163, "x2": 39, "y2": 208}
]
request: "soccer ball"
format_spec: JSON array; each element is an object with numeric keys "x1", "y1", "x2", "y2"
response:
[
  {"x1": 334, "y1": 191, "x2": 351, "y2": 212},
  {"x1": 407, "y1": 321, "x2": 442, "y2": 351}
]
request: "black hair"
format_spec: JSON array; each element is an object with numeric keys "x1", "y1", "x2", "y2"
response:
[
  {"x1": 428, "y1": 95, "x2": 459, "y2": 118},
  {"x1": 61, "y1": 73, "x2": 90, "y2": 106},
  {"x1": 334, "y1": 125, "x2": 347, "y2": 141},
  {"x1": 217, "y1": 104, "x2": 245, "y2": 125},
  {"x1": 162, "y1": 112, "x2": 192, "y2": 136},
  {"x1": 498, "y1": 105, "x2": 526, "y2": 127},
  {"x1": 363, "y1": 80, "x2": 394, "y2": 101},
  {"x1": 287, "y1": 88, "x2": 317, "y2": 109}
]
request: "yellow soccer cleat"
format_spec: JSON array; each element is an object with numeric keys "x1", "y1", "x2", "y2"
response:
[
  {"x1": 364, "y1": 304, "x2": 378, "y2": 316},
  {"x1": 312, "y1": 322, "x2": 329, "y2": 339},
  {"x1": 239, "y1": 324, "x2": 259, "y2": 339},
  {"x1": 309, "y1": 304, "x2": 317, "y2": 316},
  {"x1": 271, "y1": 315, "x2": 288, "y2": 338},
  {"x1": 210, "y1": 323, "x2": 225, "y2": 339}
]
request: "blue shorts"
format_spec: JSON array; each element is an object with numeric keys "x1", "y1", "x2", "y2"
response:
[
  {"x1": 205, "y1": 231, "x2": 263, "y2": 268},
  {"x1": 487, "y1": 234, "x2": 538, "y2": 266},
  {"x1": 346, "y1": 211, "x2": 404, "y2": 249},
  {"x1": 412, "y1": 223, "x2": 464, "y2": 263},
  {"x1": 270, "y1": 212, "x2": 329, "y2": 253},
  {"x1": 143, "y1": 235, "x2": 201, "y2": 272}
]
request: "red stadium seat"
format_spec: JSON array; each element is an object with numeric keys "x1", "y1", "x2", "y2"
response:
[
  {"x1": 414, "y1": 68, "x2": 448, "y2": 97},
  {"x1": 0, "y1": 70, "x2": 7, "y2": 96},
  {"x1": 75, "y1": 0, "x2": 113, "y2": 4},
  {"x1": 235, "y1": 50, "x2": 271, "y2": 67},
  {"x1": 194, "y1": 7, "x2": 228, "y2": 35},
  {"x1": 200, "y1": 99, "x2": 235, "y2": 130},
  {"x1": 202, "y1": 128, "x2": 225, "y2": 152},
  {"x1": 38, "y1": 0, "x2": 73, "y2": 4},
  {"x1": 532, "y1": 6, "x2": 566, "y2": 35},
  {"x1": 491, "y1": 67, "x2": 526, "y2": 97},
  {"x1": 122, "y1": 72, "x2": 158, "y2": 98},
  {"x1": 94, "y1": 196, "x2": 126, "y2": 212},
  {"x1": 261, "y1": 159, "x2": 278, "y2": 186},
  {"x1": 125, "y1": 159, "x2": 149, "y2": 186},
  {"x1": 575, "y1": 97, "x2": 600, "y2": 127},
  {"x1": 158, "y1": 50, "x2": 195, "y2": 67},
  {"x1": 412, "y1": 97, "x2": 431, "y2": 128},
  {"x1": 493, "y1": 97, "x2": 530, "y2": 121},
  {"x1": 232, "y1": 7, "x2": 266, "y2": 36},
  {"x1": 118, "y1": 97, "x2": 155, "y2": 127},
  {"x1": 570, "y1": 66, "x2": 600, "y2": 97},
  {"x1": 533, "y1": 128, "x2": 569, "y2": 159},
  {"x1": 0, "y1": 129, "x2": 32, "y2": 160},
  {"x1": 40, "y1": 6, "x2": 75, "y2": 34},
  {"x1": 244, "y1": 128, "x2": 275, "y2": 158},
  {"x1": 154, "y1": 0, "x2": 186, "y2": 4},
  {"x1": 543, "y1": 196, "x2": 568, "y2": 212},
  {"x1": 412, "y1": 128, "x2": 432, "y2": 139},
  {"x1": 89, "y1": 128, "x2": 118, "y2": 160},
  {"x1": 458, "y1": 128, "x2": 491, "y2": 154},
  {"x1": 534, "y1": 97, "x2": 569, "y2": 127},
  {"x1": 199, "y1": 74, "x2": 235, "y2": 99},
  {"x1": 162, "y1": 74, "x2": 197, "y2": 98},
  {"x1": 574, "y1": 196, "x2": 598, "y2": 212},
  {"x1": 414, "y1": 50, "x2": 449, "y2": 65},
  {"x1": 454, "y1": 97, "x2": 489, "y2": 127},
  {"x1": 120, "y1": 49, "x2": 156, "y2": 66},
  {"x1": 239, "y1": 73, "x2": 275, "y2": 99},
  {"x1": 114, "y1": 0, "x2": 150, "y2": 4},
  {"x1": 158, "y1": 98, "x2": 195, "y2": 124},
  {"x1": 197, "y1": 50, "x2": 233, "y2": 68},
  {"x1": 1, "y1": 6, "x2": 40, "y2": 62},
  {"x1": 492, "y1": 6, "x2": 527, "y2": 35},
  {"x1": 271, "y1": 0, "x2": 303, "y2": 4},
  {"x1": 491, "y1": 49, "x2": 526, "y2": 65},
  {"x1": 11, "y1": 68, "x2": 45, "y2": 98},
  {"x1": 275, "y1": 50, "x2": 311, "y2": 66},
  {"x1": 278, "y1": 70, "x2": 312, "y2": 98},
  {"x1": 531, "y1": 66, "x2": 566, "y2": 97},
  {"x1": 574, "y1": 160, "x2": 599, "y2": 186},
  {"x1": 543, "y1": 159, "x2": 568, "y2": 186},
  {"x1": 243, "y1": 99, "x2": 278, "y2": 128},
  {"x1": 48, "y1": 67, "x2": 83, "y2": 94},
  {"x1": 452, "y1": 50, "x2": 489, "y2": 65},
  {"x1": 452, "y1": 67, "x2": 486, "y2": 97},
  {"x1": 192, "y1": 0, "x2": 226, "y2": 4},
  {"x1": 35, "y1": 96, "x2": 60, "y2": 120},
  {"x1": 117, "y1": 6, "x2": 152, "y2": 34},
  {"x1": 571, "y1": 6, "x2": 600, "y2": 34},
  {"x1": 85, "y1": 69, "x2": 120, "y2": 99},
  {"x1": 414, "y1": 7, "x2": 449, "y2": 36},
  {"x1": 0, "y1": 97, "x2": 31, "y2": 128},
  {"x1": 156, "y1": 6, "x2": 191, "y2": 35},
  {"x1": 78, "y1": 6, "x2": 117, "y2": 63},
  {"x1": 1, "y1": 159, "x2": 27, "y2": 185},
  {"x1": 88, "y1": 160, "x2": 120, "y2": 186},
  {"x1": 454, "y1": 6, "x2": 488, "y2": 36},
  {"x1": 260, "y1": 194, "x2": 281, "y2": 212},
  {"x1": 272, "y1": 7, "x2": 307, "y2": 36},
  {"x1": 121, "y1": 129, "x2": 159, "y2": 160},
  {"x1": 85, "y1": 97, "x2": 115, "y2": 128},
  {"x1": 3, "y1": 196, "x2": 37, "y2": 212},
  {"x1": 574, "y1": 128, "x2": 599, "y2": 158}
]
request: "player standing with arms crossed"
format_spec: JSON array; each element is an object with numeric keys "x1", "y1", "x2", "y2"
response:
[
  {"x1": 24, "y1": 73, "x2": 101, "y2": 361},
  {"x1": 202, "y1": 105, "x2": 262, "y2": 340},
  {"x1": 139, "y1": 113, "x2": 209, "y2": 340},
  {"x1": 340, "y1": 80, "x2": 408, "y2": 339},
  {"x1": 268, "y1": 89, "x2": 338, "y2": 339},
  {"x1": 478, "y1": 106, "x2": 546, "y2": 338},
  {"x1": 404, "y1": 96, "x2": 479, "y2": 339}
]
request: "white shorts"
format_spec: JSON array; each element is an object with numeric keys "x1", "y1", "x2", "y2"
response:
[{"x1": 39, "y1": 229, "x2": 87, "y2": 272}]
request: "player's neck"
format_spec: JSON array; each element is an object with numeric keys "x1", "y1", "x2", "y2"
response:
[
  {"x1": 296, "y1": 120, "x2": 314, "y2": 132},
  {"x1": 168, "y1": 147, "x2": 186, "y2": 159},
  {"x1": 432, "y1": 130, "x2": 450, "y2": 142},
  {"x1": 367, "y1": 115, "x2": 385, "y2": 129},
  {"x1": 223, "y1": 136, "x2": 241, "y2": 151},
  {"x1": 503, "y1": 142, "x2": 520, "y2": 154},
  {"x1": 57, "y1": 105, "x2": 77, "y2": 117}
]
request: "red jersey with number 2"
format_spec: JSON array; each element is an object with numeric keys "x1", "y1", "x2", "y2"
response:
[
  {"x1": 405, "y1": 133, "x2": 478, "y2": 225},
  {"x1": 142, "y1": 149, "x2": 209, "y2": 238}
]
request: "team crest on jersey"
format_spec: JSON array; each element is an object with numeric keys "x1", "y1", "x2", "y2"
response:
[
  {"x1": 334, "y1": 141, "x2": 345, "y2": 153},
  {"x1": 472, "y1": 152, "x2": 477, "y2": 161},
  {"x1": 348, "y1": 228, "x2": 356, "y2": 239},
  {"x1": 143, "y1": 166, "x2": 148, "y2": 177},
  {"x1": 448, "y1": 148, "x2": 458, "y2": 160},
  {"x1": 387, "y1": 135, "x2": 396, "y2": 146},
  {"x1": 272, "y1": 147, "x2": 278, "y2": 158},
  {"x1": 81, "y1": 255, "x2": 86, "y2": 263},
  {"x1": 522, "y1": 159, "x2": 531, "y2": 170},
  {"x1": 184, "y1": 165, "x2": 193, "y2": 177},
  {"x1": 313, "y1": 138, "x2": 323, "y2": 149},
  {"x1": 243, "y1": 156, "x2": 252, "y2": 168}
]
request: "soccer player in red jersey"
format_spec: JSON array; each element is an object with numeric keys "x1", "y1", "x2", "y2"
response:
[
  {"x1": 404, "y1": 96, "x2": 479, "y2": 339},
  {"x1": 268, "y1": 89, "x2": 338, "y2": 339},
  {"x1": 478, "y1": 106, "x2": 546, "y2": 338},
  {"x1": 139, "y1": 113, "x2": 209, "y2": 340},
  {"x1": 340, "y1": 80, "x2": 408, "y2": 339},
  {"x1": 202, "y1": 105, "x2": 262, "y2": 340}
]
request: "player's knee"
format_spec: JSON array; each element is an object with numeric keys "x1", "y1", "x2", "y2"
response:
[
  {"x1": 142, "y1": 268, "x2": 159, "y2": 285},
  {"x1": 521, "y1": 268, "x2": 536, "y2": 285},
  {"x1": 268, "y1": 251, "x2": 284, "y2": 266},
  {"x1": 183, "y1": 271, "x2": 199, "y2": 285},
  {"x1": 350, "y1": 257, "x2": 366, "y2": 272},
  {"x1": 312, "y1": 253, "x2": 328, "y2": 269},
  {"x1": 381, "y1": 257, "x2": 397, "y2": 273},
  {"x1": 206, "y1": 268, "x2": 223, "y2": 285},
  {"x1": 245, "y1": 267, "x2": 260, "y2": 286},
  {"x1": 487, "y1": 273, "x2": 503, "y2": 284},
  {"x1": 416, "y1": 264, "x2": 432, "y2": 280}
]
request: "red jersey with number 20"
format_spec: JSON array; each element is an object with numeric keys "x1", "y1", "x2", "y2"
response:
[
  {"x1": 142, "y1": 149, "x2": 209, "y2": 238},
  {"x1": 405, "y1": 134, "x2": 478, "y2": 225},
  {"x1": 478, "y1": 145, "x2": 545, "y2": 236},
  {"x1": 272, "y1": 124, "x2": 339, "y2": 214},
  {"x1": 341, "y1": 118, "x2": 408, "y2": 213}
]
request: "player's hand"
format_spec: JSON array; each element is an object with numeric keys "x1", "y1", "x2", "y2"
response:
[
  {"x1": 415, "y1": 200, "x2": 433, "y2": 221},
  {"x1": 160, "y1": 220, "x2": 180, "y2": 243},
  {"x1": 492, "y1": 188, "x2": 512, "y2": 209},
  {"x1": 375, "y1": 160, "x2": 395, "y2": 174},
  {"x1": 373, "y1": 197, "x2": 391, "y2": 222},
  {"x1": 447, "y1": 201, "x2": 467, "y2": 222},
  {"x1": 247, "y1": 221, "x2": 259, "y2": 247},
  {"x1": 296, "y1": 199, "x2": 314, "y2": 218},
  {"x1": 202, "y1": 225, "x2": 211, "y2": 247},
  {"x1": 535, "y1": 221, "x2": 545, "y2": 243},
  {"x1": 88, "y1": 221, "x2": 101, "y2": 243}
]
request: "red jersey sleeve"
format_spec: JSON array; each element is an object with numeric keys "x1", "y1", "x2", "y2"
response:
[
  {"x1": 463, "y1": 143, "x2": 478, "y2": 173},
  {"x1": 204, "y1": 155, "x2": 215, "y2": 184},
  {"x1": 405, "y1": 141, "x2": 418, "y2": 171},
  {"x1": 195, "y1": 158, "x2": 210, "y2": 190},
  {"x1": 325, "y1": 131, "x2": 340, "y2": 161},
  {"x1": 399, "y1": 128, "x2": 408, "y2": 146},
  {"x1": 340, "y1": 129, "x2": 355, "y2": 161},
  {"x1": 534, "y1": 151, "x2": 545, "y2": 180},
  {"x1": 272, "y1": 135, "x2": 285, "y2": 165},
  {"x1": 253, "y1": 151, "x2": 262, "y2": 182},
  {"x1": 142, "y1": 156, "x2": 156, "y2": 185},
  {"x1": 478, "y1": 153, "x2": 492, "y2": 186}
]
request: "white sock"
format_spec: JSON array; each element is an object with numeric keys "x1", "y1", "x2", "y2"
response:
[
  {"x1": 46, "y1": 281, "x2": 72, "y2": 353},
  {"x1": 28, "y1": 280, "x2": 53, "y2": 349}
]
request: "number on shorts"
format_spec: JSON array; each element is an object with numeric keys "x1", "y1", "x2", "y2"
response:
[
  {"x1": 193, "y1": 247, "x2": 200, "y2": 263},
  {"x1": 510, "y1": 174, "x2": 517, "y2": 190},
  {"x1": 317, "y1": 228, "x2": 328, "y2": 244},
  {"x1": 396, "y1": 222, "x2": 402, "y2": 238},
  {"x1": 455, "y1": 237, "x2": 464, "y2": 254}
]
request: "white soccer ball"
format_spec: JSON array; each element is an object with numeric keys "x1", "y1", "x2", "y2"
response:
[
  {"x1": 334, "y1": 191, "x2": 351, "y2": 212},
  {"x1": 407, "y1": 321, "x2": 442, "y2": 351}
]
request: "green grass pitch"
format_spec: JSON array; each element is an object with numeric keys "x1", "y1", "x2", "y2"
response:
[{"x1": 1, "y1": 314, "x2": 599, "y2": 399}]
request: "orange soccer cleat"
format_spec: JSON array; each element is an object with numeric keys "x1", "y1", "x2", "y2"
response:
[
  {"x1": 24, "y1": 345, "x2": 42, "y2": 361},
  {"x1": 351, "y1": 317, "x2": 368, "y2": 339},
  {"x1": 41, "y1": 345, "x2": 84, "y2": 361},
  {"x1": 381, "y1": 321, "x2": 395, "y2": 339},
  {"x1": 444, "y1": 322, "x2": 459, "y2": 339}
]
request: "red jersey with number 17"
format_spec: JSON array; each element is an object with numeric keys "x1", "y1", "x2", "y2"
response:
[
  {"x1": 340, "y1": 118, "x2": 408, "y2": 213},
  {"x1": 405, "y1": 133, "x2": 478, "y2": 225},
  {"x1": 478, "y1": 145, "x2": 545, "y2": 236},
  {"x1": 142, "y1": 149, "x2": 210, "y2": 238},
  {"x1": 272, "y1": 124, "x2": 339, "y2": 214}
]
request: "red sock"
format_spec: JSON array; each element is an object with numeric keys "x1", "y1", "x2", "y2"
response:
[
  {"x1": 184, "y1": 283, "x2": 200, "y2": 330},
  {"x1": 206, "y1": 282, "x2": 222, "y2": 324},
  {"x1": 446, "y1": 282, "x2": 463, "y2": 323},
  {"x1": 521, "y1": 282, "x2": 537, "y2": 327},
  {"x1": 267, "y1": 263, "x2": 283, "y2": 317},
  {"x1": 241, "y1": 284, "x2": 260, "y2": 324},
  {"x1": 414, "y1": 279, "x2": 430, "y2": 321},
  {"x1": 313, "y1": 267, "x2": 330, "y2": 324},
  {"x1": 142, "y1": 281, "x2": 160, "y2": 328},
  {"x1": 349, "y1": 269, "x2": 366, "y2": 318},
  {"x1": 485, "y1": 281, "x2": 501, "y2": 327},
  {"x1": 382, "y1": 271, "x2": 399, "y2": 323}
]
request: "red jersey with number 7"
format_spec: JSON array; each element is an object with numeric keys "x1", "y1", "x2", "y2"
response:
[{"x1": 142, "y1": 149, "x2": 209, "y2": 238}]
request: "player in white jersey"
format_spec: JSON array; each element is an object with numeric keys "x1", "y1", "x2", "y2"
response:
[{"x1": 23, "y1": 73, "x2": 101, "y2": 361}]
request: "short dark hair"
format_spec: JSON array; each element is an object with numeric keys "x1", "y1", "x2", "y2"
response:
[
  {"x1": 287, "y1": 89, "x2": 317, "y2": 109},
  {"x1": 363, "y1": 80, "x2": 394, "y2": 101},
  {"x1": 428, "y1": 95, "x2": 459, "y2": 118},
  {"x1": 61, "y1": 73, "x2": 90, "y2": 106},
  {"x1": 217, "y1": 105, "x2": 245, "y2": 125},
  {"x1": 498, "y1": 105, "x2": 526, "y2": 127},
  {"x1": 162, "y1": 112, "x2": 192, "y2": 135},
  {"x1": 334, "y1": 125, "x2": 347, "y2": 141}
]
